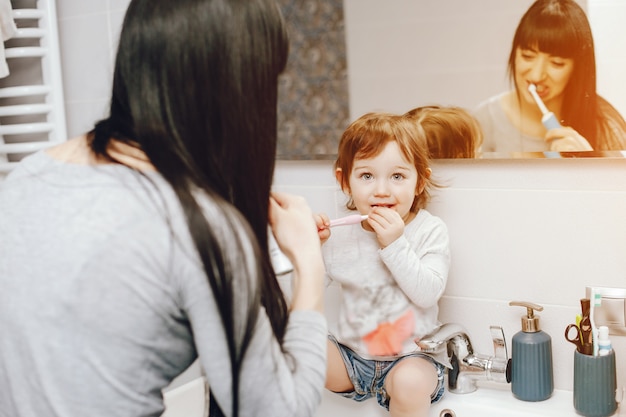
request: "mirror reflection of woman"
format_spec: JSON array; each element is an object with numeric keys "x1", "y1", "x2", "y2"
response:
[{"x1": 474, "y1": 0, "x2": 626, "y2": 153}]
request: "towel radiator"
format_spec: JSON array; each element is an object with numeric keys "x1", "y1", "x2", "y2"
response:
[{"x1": 0, "y1": 0, "x2": 65, "y2": 174}]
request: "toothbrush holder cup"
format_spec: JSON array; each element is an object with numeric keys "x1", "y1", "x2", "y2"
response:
[{"x1": 573, "y1": 350, "x2": 617, "y2": 417}]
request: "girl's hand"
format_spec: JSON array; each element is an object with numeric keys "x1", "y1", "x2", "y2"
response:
[
  {"x1": 367, "y1": 207, "x2": 404, "y2": 248},
  {"x1": 545, "y1": 127, "x2": 593, "y2": 152},
  {"x1": 313, "y1": 213, "x2": 331, "y2": 245}
]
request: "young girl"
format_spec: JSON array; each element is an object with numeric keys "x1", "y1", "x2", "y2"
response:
[
  {"x1": 315, "y1": 112, "x2": 450, "y2": 417},
  {"x1": 474, "y1": 0, "x2": 626, "y2": 153}
]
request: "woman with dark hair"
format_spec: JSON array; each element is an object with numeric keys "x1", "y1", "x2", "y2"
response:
[
  {"x1": 474, "y1": 0, "x2": 626, "y2": 153},
  {"x1": 0, "y1": 1, "x2": 327, "y2": 417}
]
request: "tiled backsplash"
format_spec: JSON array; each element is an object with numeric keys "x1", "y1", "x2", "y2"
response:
[{"x1": 274, "y1": 158, "x2": 626, "y2": 392}]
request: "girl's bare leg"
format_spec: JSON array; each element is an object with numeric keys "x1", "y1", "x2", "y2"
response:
[
  {"x1": 385, "y1": 357, "x2": 438, "y2": 417},
  {"x1": 325, "y1": 340, "x2": 353, "y2": 392}
]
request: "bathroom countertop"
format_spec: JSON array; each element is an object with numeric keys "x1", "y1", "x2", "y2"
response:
[
  {"x1": 163, "y1": 375, "x2": 624, "y2": 417},
  {"x1": 430, "y1": 383, "x2": 623, "y2": 417},
  {"x1": 315, "y1": 383, "x2": 623, "y2": 417}
]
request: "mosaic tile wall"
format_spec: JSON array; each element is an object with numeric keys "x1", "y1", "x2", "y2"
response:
[{"x1": 276, "y1": 0, "x2": 349, "y2": 160}]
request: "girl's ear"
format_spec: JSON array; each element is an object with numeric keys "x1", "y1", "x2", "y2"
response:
[
  {"x1": 416, "y1": 168, "x2": 432, "y2": 195},
  {"x1": 335, "y1": 168, "x2": 349, "y2": 194}
]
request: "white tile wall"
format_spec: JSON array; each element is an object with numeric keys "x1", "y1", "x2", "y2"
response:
[{"x1": 53, "y1": 0, "x2": 626, "y2": 414}]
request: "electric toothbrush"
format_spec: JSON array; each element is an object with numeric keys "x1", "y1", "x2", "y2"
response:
[
  {"x1": 329, "y1": 214, "x2": 368, "y2": 228},
  {"x1": 268, "y1": 228, "x2": 293, "y2": 276},
  {"x1": 528, "y1": 84, "x2": 562, "y2": 130}
]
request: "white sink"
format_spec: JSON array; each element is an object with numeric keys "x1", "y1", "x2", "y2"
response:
[
  {"x1": 315, "y1": 383, "x2": 623, "y2": 417},
  {"x1": 430, "y1": 386, "x2": 577, "y2": 417}
]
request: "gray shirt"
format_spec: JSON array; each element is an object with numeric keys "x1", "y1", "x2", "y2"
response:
[
  {"x1": 0, "y1": 151, "x2": 326, "y2": 417},
  {"x1": 474, "y1": 93, "x2": 549, "y2": 154}
]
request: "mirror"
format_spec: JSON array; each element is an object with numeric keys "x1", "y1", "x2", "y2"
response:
[{"x1": 343, "y1": 0, "x2": 626, "y2": 159}]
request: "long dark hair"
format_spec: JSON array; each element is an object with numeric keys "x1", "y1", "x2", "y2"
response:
[
  {"x1": 508, "y1": 0, "x2": 626, "y2": 150},
  {"x1": 88, "y1": 0, "x2": 289, "y2": 415}
]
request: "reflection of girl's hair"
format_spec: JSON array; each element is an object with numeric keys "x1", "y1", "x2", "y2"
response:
[
  {"x1": 335, "y1": 112, "x2": 433, "y2": 213},
  {"x1": 508, "y1": 0, "x2": 626, "y2": 150},
  {"x1": 404, "y1": 105, "x2": 484, "y2": 159},
  {"x1": 87, "y1": 1, "x2": 289, "y2": 416}
]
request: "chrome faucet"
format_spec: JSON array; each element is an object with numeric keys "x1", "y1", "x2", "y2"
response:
[{"x1": 417, "y1": 323, "x2": 511, "y2": 394}]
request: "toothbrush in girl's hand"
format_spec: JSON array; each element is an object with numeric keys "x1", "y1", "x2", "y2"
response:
[
  {"x1": 329, "y1": 214, "x2": 368, "y2": 228},
  {"x1": 528, "y1": 84, "x2": 562, "y2": 130}
]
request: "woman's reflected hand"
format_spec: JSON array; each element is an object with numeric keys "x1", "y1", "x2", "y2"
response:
[{"x1": 545, "y1": 126, "x2": 593, "y2": 151}]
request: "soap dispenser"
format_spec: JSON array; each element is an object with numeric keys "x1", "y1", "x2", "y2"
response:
[{"x1": 509, "y1": 301, "x2": 554, "y2": 401}]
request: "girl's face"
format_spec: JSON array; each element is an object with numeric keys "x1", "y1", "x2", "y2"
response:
[
  {"x1": 344, "y1": 141, "x2": 419, "y2": 223},
  {"x1": 514, "y1": 46, "x2": 575, "y2": 107}
]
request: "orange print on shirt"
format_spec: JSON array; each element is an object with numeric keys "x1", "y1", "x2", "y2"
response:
[{"x1": 362, "y1": 309, "x2": 415, "y2": 356}]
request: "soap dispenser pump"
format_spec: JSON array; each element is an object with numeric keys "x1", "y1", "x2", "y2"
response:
[{"x1": 509, "y1": 301, "x2": 554, "y2": 401}]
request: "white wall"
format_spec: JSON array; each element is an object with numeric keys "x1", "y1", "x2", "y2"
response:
[
  {"x1": 342, "y1": 0, "x2": 533, "y2": 117},
  {"x1": 55, "y1": 0, "x2": 626, "y2": 407},
  {"x1": 55, "y1": 0, "x2": 128, "y2": 138},
  {"x1": 589, "y1": 0, "x2": 626, "y2": 119}
]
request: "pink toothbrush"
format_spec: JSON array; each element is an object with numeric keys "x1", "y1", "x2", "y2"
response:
[{"x1": 329, "y1": 214, "x2": 368, "y2": 227}]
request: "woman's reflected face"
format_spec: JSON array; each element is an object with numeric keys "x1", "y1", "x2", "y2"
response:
[{"x1": 514, "y1": 46, "x2": 575, "y2": 107}]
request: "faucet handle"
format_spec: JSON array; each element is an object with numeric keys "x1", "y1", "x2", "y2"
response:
[
  {"x1": 490, "y1": 325, "x2": 508, "y2": 359},
  {"x1": 415, "y1": 323, "x2": 467, "y2": 353}
]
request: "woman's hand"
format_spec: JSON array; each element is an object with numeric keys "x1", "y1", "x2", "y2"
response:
[
  {"x1": 269, "y1": 192, "x2": 325, "y2": 312},
  {"x1": 545, "y1": 127, "x2": 593, "y2": 151},
  {"x1": 268, "y1": 192, "x2": 319, "y2": 258},
  {"x1": 107, "y1": 139, "x2": 156, "y2": 171}
]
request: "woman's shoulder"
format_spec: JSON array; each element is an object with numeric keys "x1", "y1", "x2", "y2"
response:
[
  {"x1": 475, "y1": 91, "x2": 510, "y2": 112},
  {"x1": 597, "y1": 96, "x2": 626, "y2": 123},
  {"x1": 473, "y1": 91, "x2": 511, "y2": 130}
]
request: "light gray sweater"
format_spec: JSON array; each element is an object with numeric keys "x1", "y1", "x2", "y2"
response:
[
  {"x1": 0, "y1": 151, "x2": 326, "y2": 417},
  {"x1": 322, "y1": 210, "x2": 450, "y2": 360},
  {"x1": 474, "y1": 92, "x2": 549, "y2": 154}
]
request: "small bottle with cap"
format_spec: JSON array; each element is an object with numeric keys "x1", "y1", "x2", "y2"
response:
[
  {"x1": 597, "y1": 326, "x2": 612, "y2": 356},
  {"x1": 509, "y1": 301, "x2": 554, "y2": 401}
]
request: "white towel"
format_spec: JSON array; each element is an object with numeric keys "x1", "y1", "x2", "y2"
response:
[{"x1": 0, "y1": 0, "x2": 18, "y2": 79}]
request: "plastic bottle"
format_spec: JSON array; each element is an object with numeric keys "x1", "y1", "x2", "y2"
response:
[
  {"x1": 509, "y1": 301, "x2": 554, "y2": 401},
  {"x1": 597, "y1": 326, "x2": 613, "y2": 356}
]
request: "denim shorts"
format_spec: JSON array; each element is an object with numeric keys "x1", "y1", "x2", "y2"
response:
[{"x1": 329, "y1": 335, "x2": 445, "y2": 410}]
